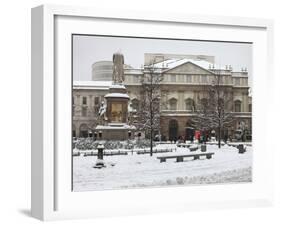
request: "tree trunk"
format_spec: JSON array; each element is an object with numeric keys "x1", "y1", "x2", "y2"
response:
[
  {"x1": 150, "y1": 84, "x2": 153, "y2": 156},
  {"x1": 150, "y1": 130, "x2": 153, "y2": 156},
  {"x1": 218, "y1": 126, "x2": 221, "y2": 148}
]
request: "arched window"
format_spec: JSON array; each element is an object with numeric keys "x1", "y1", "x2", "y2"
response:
[
  {"x1": 200, "y1": 98, "x2": 208, "y2": 110},
  {"x1": 185, "y1": 121, "x2": 195, "y2": 141},
  {"x1": 72, "y1": 124, "x2": 76, "y2": 138},
  {"x1": 169, "y1": 98, "x2": 177, "y2": 110},
  {"x1": 234, "y1": 100, "x2": 242, "y2": 112},
  {"x1": 169, "y1": 119, "x2": 178, "y2": 141},
  {"x1": 131, "y1": 99, "x2": 140, "y2": 111},
  {"x1": 185, "y1": 98, "x2": 195, "y2": 111},
  {"x1": 79, "y1": 124, "x2": 89, "y2": 137}
]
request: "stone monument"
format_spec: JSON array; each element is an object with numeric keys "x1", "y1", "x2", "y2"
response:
[{"x1": 94, "y1": 52, "x2": 135, "y2": 140}]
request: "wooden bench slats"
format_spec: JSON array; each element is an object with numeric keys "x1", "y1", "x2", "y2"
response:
[{"x1": 157, "y1": 152, "x2": 215, "y2": 163}]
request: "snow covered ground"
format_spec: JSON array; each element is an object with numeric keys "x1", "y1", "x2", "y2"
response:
[{"x1": 73, "y1": 143, "x2": 252, "y2": 191}]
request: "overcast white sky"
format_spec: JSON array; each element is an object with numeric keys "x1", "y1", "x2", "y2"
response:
[{"x1": 73, "y1": 35, "x2": 252, "y2": 87}]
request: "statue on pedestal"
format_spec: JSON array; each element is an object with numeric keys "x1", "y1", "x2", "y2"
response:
[{"x1": 112, "y1": 52, "x2": 124, "y2": 84}]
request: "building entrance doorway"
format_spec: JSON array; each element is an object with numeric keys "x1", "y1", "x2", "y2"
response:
[
  {"x1": 185, "y1": 127, "x2": 195, "y2": 141},
  {"x1": 169, "y1": 119, "x2": 178, "y2": 141},
  {"x1": 79, "y1": 124, "x2": 89, "y2": 138}
]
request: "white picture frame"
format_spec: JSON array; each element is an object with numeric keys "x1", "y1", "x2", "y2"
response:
[{"x1": 31, "y1": 4, "x2": 274, "y2": 221}]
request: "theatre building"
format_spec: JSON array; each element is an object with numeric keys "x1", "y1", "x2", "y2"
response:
[{"x1": 73, "y1": 53, "x2": 252, "y2": 141}]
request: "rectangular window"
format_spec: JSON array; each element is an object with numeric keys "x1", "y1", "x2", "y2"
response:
[
  {"x1": 201, "y1": 75, "x2": 207, "y2": 83},
  {"x1": 82, "y1": 96, "x2": 87, "y2": 105},
  {"x1": 170, "y1": 75, "x2": 176, "y2": 82},
  {"x1": 133, "y1": 75, "x2": 139, "y2": 83},
  {"x1": 94, "y1": 97, "x2": 99, "y2": 105},
  {"x1": 235, "y1": 78, "x2": 240, "y2": 86},
  {"x1": 185, "y1": 75, "x2": 192, "y2": 83},
  {"x1": 178, "y1": 75, "x2": 184, "y2": 82}
]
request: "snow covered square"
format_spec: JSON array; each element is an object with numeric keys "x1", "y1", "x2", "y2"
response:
[
  {"x1": 72, "y1": 35, "x2": 253, "y2": 192},
  {"x1": 73, "y1": 143, "x2": 252, "y2": 191}
]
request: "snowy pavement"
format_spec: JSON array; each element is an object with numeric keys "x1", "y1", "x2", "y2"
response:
[{"x1": 73, "y1": 144, "x2": 252, "y2": 191}]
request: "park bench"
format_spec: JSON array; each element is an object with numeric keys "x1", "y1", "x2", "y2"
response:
[
  {"x1": 83, "y1": 150, "x2": 128, "y2": 156},
  {"x1": 189, "y1": 145, "x2": 199, "y2": 152},
  {"x1": 72, "y1": 152, "x2": 80, "y2": 157},
  {"x1": 157, "y1": 152, "x2": 215, "y2": 163},
  {"x1": 137, "y1": 148, "x2": 174, "y2": 155}
]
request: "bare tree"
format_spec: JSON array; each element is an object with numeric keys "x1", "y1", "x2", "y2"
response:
[
  {"x1": 137, "y1": 61, "x2": 164, "y2": 156},
  {"x1": 192, "y1": 71, "x2": 234, "y2": 148}
]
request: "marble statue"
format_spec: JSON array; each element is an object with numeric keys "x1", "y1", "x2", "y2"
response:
[{"x1": 112, "y1": 52, "x2": 124, "y2": 84}]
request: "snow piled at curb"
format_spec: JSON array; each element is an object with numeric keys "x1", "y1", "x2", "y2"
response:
[{"x1": 119, "y1": 167, "x2": 252, "y2": 189}]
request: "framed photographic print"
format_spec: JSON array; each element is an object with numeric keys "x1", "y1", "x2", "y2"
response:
[{"x1": 31, "y1": 4, "x2": 274, "y2": 221}]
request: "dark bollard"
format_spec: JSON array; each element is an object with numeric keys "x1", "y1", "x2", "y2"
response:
[
  {"x1": 238, "y1": 144, "x2": 246, "y2": 154},
  {"x1": 176, "y1": 156, "x2": 184, "y2": 162},
  {"x1": 201, "y1": 144, "x2": 207, "y2": 152},
  {"x1": 94, "y1": 143, "x2": 105, "y2": 168},
  {"x1": 97, "y1": 144, "x2": 104, "y2": 160}
]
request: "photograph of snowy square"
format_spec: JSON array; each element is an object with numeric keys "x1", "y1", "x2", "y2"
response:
[{"x1": 72, "y1": 35, "x2": 252, "y2": 192}]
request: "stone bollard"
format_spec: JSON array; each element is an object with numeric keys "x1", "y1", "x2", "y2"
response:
[
  {"x1": 201, "y1": 144, "x2": 207, "y2": 152},
  {"x1": 238, "y1": 144, "x2": 245, "y2": 154},
  {"x1": 97, "y1": 144, "x2": 104, "y2": 160},
  {"x1": 94, "y1": 143, "x2": 105, "y2": 168}
]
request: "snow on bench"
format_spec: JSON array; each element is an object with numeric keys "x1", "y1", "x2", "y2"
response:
[
  {"x1": 225, "y1": 143, "x2": 247, "y2": 153},
  {"x1": 136, "y1": 148, "x2": 175, "y2": 155},
  {"x1": 206, "y1": 141, "x2": 225, "y2": 146},
  {"x1": 177, "y1": 143, "x2": 199, "y2": 151},
  {"x1": 177, "y1": 143, "x2": 192, "y2": 148},
  {"x1": 189, "y1": 145, "x2": 199, "y2": 152},
  {"x1": 157, "y1": 152, "x2": 215, "y2": 163},
  {"x1": 73, "y1": 150, "x2": 128, "y2": 157}
]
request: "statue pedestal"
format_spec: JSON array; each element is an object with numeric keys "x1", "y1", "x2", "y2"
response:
[
  {"x1": 95, "y1": 124, "x2": 135, "y2": 140},
  {"x1": 94, "y1": 84, "x2": 136, "y2": 140}
]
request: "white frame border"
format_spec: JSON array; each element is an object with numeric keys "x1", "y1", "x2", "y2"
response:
[{"x1": 31, "y1": 4, "x2": 274, "y2": 221}]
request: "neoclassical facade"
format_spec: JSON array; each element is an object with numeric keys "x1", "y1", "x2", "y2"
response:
[{"x1": 73, "y1": 53, "x2": 252, "y2": 141}]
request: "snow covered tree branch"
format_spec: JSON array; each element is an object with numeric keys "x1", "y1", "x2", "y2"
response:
[
  {"x1": 191, "y1": 70, "x2": 235, "y2": 148},
  {"x1": 136, "y1": 59, "x2": 164, "y2": 156}
]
